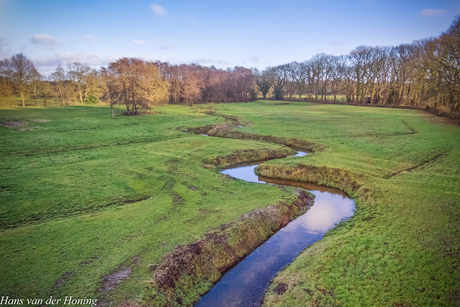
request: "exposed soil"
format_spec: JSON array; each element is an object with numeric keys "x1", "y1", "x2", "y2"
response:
[
  {"x1": 99, "y1": 267, "x2": 132, "y2": 292},
  {"x1": 0, "y1": 121, "x2": 27, "y2": 128},
  {"x1": 273, "y1": 282, "x2": 288, "y2": 295},
  {"x1": 30, "y1": 119, "x2": 50, "y2": 122},
  {"x1": 52, "y1": 271, "x2": 73, "y2": 289}
]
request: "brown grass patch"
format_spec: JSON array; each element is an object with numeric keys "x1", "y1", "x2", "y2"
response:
[{"x1": 1, "y1": 121, "x2": 27, "y2": 128}]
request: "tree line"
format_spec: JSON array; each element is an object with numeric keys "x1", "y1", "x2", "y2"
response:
[
  {"x1": 254, "y1": 15, "x2": 460, "y2": 114},
  {"x1": 0, "y1": 15, "x2": 458, "y2": 115},
  {"x1": 0, "y1": 56, "x2": 255, "y2": 114}
]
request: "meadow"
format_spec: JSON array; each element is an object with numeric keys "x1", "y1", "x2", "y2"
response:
[{"x1": 0, "y1": 101, "x2": 458, "y2": 306}]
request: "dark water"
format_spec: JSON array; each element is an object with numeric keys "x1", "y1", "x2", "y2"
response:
[{"x1": 195, "y1": 156, "x2": 355, "y2": 307}]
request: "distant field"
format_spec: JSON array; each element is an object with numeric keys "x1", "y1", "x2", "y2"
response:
[{"x1": 0, "y1": 101, "x2": 459, "y2": 306}]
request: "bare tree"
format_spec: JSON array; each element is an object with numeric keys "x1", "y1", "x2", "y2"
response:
[
  {"x1": 0, "y1": 59, "x2": 13, "y2": 97},
  {"x1": 350, "y1": 46, "x2": 373, "y2": 103},
  {"x1": 3, "y1": 53, "x2": 38, "y2": 106},
  {"x1": 284, "y1": 62, "x2": 298, "y2": 99},
  {"x1": 293, "y1": 61, "x2": 308, "y2": 100},
  {"x1": 100, "y1": 67, "x2": 116, "y2": 117},
  {"x1": 253, "y1": 68, "x2": 272, "y2": 99},
  {"x1": 269, "y1": 65, "x2": 288, "y2": 100},
  {"x1": 29, "y1": 69, "x2": 42, "y2": 99},
  {"x1": 310, "y1": 54, "x2": 326, "y2": 100},
  {"x1": 329, "y1": 56, "x2": 346, "y2": 101},
  {"x1": 67, "y1": 62, "x2": 91, "y2": 104},
  {"x1": 50, "y1": 64, "x2": 67, "y2": 105}
]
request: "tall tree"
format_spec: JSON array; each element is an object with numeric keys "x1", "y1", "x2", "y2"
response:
[
  {"x1": 0, "y1": 59, "x2": 14, "y2": 97},
  {"x1": 294, "y1": 61, "x2": 308, "y2": 100},
  {"x1": 253, "y1": 68, "x2": 272, "y2": 99},
  {"x1": 270, "y1": 65, "x2": 288, "y2": 100},
  {"x1": 50, "y1": 64, "x2": 67, "y2": 105},
  {"x1": 3, "y1": 53, "x2": 38, "y2": 106},
  {"x1": 67, "y1": 62, "x2": 91, "y2": 104},
  {"x1": 29, "y1": 69, "x2": 42, "y2": 99}
]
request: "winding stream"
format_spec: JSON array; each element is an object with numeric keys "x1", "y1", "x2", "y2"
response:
[{"x1": 195, "y1": 152, "x2": 355, "y2": 307}]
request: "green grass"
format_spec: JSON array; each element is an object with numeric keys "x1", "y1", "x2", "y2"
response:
[{"x1": 0, "y1": 101, "x2": 459, "y2": 306}]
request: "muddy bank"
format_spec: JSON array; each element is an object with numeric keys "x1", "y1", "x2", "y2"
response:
[
  {"x1": 188, "y1": 124, "x2": 327, "y2": 153},
  {"x1": 203, "y1": 148, "x2": 296, "y2": 168},
  {"x1": 146, "y1": 190, "x2": 314, "y2": 306},
  {"x1": 255, "y1": 163, "x2": 371, "y2": 199}
]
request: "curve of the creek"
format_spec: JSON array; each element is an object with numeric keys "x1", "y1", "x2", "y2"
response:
[{"x1": 195, "y1": 150, "x2": 355, "y2": 307}]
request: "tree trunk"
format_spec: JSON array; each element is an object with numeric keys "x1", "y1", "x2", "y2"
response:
[{"x1": 370, "y1": 84, "x2": 376, "y2": 104}]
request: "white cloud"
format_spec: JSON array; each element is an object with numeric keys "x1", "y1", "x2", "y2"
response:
[
  {"x1": 30, "y1": 34, "x2": 58, "y2": 46},
  {"x1": 248, "y1": 56, "x2": 261, "y2": 63},
  {"x1": 84, "y1": 35, "x2": 97, "y2": 42},
  {"x1": 151, "y1": 4, "x2": 167, "y2": 16},
  {"x1": 133, "y1": 40, "x2": 146, "y2": 45},
  {"x1": 420, "y1": 9, "x2": 447, "y2": 17},
  {"x1": 32, "y1": 52, "x2": 106, "y2": 74}
]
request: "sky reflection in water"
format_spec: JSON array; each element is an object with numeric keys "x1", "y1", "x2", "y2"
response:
[{"x1": 196, "y1": 160, "x2": 354, "y2": 307}]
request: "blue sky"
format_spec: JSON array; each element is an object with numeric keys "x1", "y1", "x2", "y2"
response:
[{"x1": 0, "y1": 0, "x2": 459, "y2": 75}]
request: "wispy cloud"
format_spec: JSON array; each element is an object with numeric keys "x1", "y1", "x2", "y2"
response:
[
  {"x1": 151, "y1": 4, "x2": 167, "y2": 16},
  {"x1": 133, "y1": 40, "x2": 146, "y2": 45},
  {"x1": 30, "y1": 34, "x2": 58, "y2": 47},
  {"x1": 248, "y1": 56, "x2": 261, "y2": 63},
  {"x1": 194, "y1": 58, "x2": 229, "y2": 66},
  {"x1": 420, "y1": 9, "x2": 447, "y2": 17},
  {"x1": 84, "y1": 35, "x2": 97, "y2": 42},
  {"x1": 33, "y1": 52, "x2": 106, "y2": 71},
  {"x1": 160, "y1": 43, "x2": 174, "y2": 50}
]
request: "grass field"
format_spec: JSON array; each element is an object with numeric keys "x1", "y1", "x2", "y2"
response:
[{"x1": 0, "y1": 101, "x2": 459, "y2": 306}]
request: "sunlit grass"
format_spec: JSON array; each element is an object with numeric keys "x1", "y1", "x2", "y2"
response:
[{"x1": 0, "y1": 101, "x2": 459, "y2": 306}]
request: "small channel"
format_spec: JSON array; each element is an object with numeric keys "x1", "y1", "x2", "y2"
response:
[{"x1": 195, "y1": 152, "x2": 355, "y2": 307}]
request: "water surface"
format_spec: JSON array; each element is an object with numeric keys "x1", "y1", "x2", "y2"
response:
[{"x1": 195, "y1": 158, "x2": 354, "y2": 307}]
